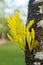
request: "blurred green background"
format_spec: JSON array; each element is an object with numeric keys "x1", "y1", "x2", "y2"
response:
[
  {"x1": 0, "y1": 0, "x2": 28, "y2": 65},
  {"x1": 0, "y1": 45, "x2": 25, "y2": 65}
]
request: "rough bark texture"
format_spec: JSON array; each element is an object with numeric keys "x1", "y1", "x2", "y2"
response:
[{"x1": 25, "y1": 0, "x2": 43, "y2": 65}]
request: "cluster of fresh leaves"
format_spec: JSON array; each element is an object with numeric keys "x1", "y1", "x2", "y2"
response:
[{"x1": 7, "y1": 11, "x2": 38, "y2": 52}]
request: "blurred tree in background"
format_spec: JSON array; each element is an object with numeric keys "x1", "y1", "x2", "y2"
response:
[{"x1": 0, "y1": 0, "x2": 8, "y2": 39}]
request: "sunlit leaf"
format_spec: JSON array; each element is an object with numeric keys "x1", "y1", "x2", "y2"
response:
[{"x1": 7, "y1": 11, "x2": 38, "y2": 52}]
